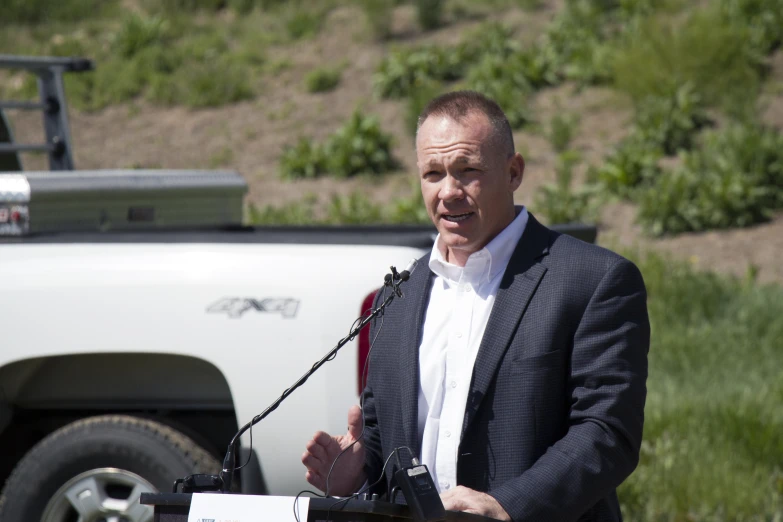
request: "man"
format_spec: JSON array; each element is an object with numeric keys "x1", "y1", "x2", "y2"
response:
[{"x1": 302, "y1": 91, "x2": 650, "y2": 521}]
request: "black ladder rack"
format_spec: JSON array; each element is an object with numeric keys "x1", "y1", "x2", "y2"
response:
[{"x1": 0, "y1": 55, "x2": 94, "y2": 171}]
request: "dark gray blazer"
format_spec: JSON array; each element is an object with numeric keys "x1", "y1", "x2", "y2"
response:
[{"x1": 362, "y1": 214, "x2": 650, "y2": 522}]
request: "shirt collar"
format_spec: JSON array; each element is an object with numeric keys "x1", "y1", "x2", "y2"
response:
[{"x1": 428, "y1": 206, "x2": 529, "y2": 286}]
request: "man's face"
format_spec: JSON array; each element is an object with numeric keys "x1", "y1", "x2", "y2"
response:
[{"x1": 416, "y1": 112, "x2": 524, "y2": 266}]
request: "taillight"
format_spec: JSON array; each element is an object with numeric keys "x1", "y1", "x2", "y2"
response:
[{"x1": 358, "y1": 289, "x2": 379, "y2": 395}]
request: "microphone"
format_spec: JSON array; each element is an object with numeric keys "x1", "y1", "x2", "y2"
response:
[
  {"x1": 172, "y1": 262, "x2": 418, "y2": 494},
  {"x1": 399, "y1": 259, "x2": 418, "y2": 282}
]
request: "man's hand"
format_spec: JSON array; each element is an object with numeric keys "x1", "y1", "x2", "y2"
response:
[
  {"x1": 302, "y1": 405, "x2": 367, "y2": 496},
  {"x1": 441, "y1": 486, "x2": 511, "y2": 521}
]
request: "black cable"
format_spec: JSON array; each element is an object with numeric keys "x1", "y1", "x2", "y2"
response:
[
  {"x1": 325, "y1": 446, "x2": 403, "y2": 522},
  {"x1": 293, "y1": 490, "x2": 326, "y2": 522},
  {"x1": 324, "y1": 285, "x2": 388, "y2": 498}
]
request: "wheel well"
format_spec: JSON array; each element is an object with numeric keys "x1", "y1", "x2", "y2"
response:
[{"x1": 0, "y1": 353, "x2": 240, "y2": 488}]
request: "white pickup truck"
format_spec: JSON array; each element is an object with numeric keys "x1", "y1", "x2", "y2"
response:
[{"x1": 0, "y1": 55, "x2": 596, "y2": 522}]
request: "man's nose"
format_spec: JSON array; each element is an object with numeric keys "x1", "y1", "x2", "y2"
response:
[{"x1": 439, "y1": 175, "x2": 464, "y2": 201}]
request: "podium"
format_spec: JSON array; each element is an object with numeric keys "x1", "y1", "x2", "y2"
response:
[{"x1": 140, "y1": 493, "x2": 496, "y2": 522}]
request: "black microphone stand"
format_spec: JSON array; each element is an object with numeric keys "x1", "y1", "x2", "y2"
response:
[{"x1": 172, "y1": 265, "x2": 414, "y2": 494}]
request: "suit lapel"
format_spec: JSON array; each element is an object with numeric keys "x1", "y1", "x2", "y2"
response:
[
  {"x1": 398, "y1": 259, "x2": 433, "y2": 458},
  {"x1": 461, "y1": 214, "x2": 551, "y2": 438}
]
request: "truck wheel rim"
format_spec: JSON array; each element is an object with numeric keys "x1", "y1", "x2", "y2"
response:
[{"x1": 41, "y1": 467, "x2": 156, "y2": 522}]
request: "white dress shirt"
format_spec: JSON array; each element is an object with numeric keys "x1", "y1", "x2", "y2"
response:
[{"x1": 417, "y1": 207, "x2": 529, "y2": 492}]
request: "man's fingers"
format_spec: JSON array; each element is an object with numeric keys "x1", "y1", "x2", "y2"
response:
[
  {"x1": 346, "y1": 404, "x2": 363, "y2": 441},
  {"x1": 301, "y1": 452, "x2": 324, "y2": 471},
  {"x1": 305, "y1": 439, "x2": 329, "y2": 463},
  {"x1": 305, "y1": 469, "x2": 325, "y2": 491},
  {"x1": 313, "y1": 431, "x2": 335, "y2": 450}
]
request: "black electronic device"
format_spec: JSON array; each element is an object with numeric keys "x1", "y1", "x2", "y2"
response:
[{"x1": 394, "y1": 459, "x2": 446, "y2": 522}]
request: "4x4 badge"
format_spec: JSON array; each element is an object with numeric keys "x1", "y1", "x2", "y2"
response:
[{"x1": 207, "y1": 297, "x2": 300, "y2": 319}]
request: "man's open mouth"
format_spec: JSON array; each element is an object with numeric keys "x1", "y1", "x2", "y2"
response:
[{"x1": 442, "y1": 212, "x2": 473, "y2": 222}]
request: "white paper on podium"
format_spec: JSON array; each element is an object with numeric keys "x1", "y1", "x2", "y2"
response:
[{"x1": 188, "y1": 493, "x2": 310, "y2": 522}]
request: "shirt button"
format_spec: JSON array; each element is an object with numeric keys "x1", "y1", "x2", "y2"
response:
[
  {"x1": 451, "y1": 380, "x2": 457, "y2": 388},
  {"x1": 445, "y1": 430, "x2": 451, "y2": 437},
  {"x1": 466, "y1": 286, "x2": 472, "y2": 293},
  {"x1": 442, "y1": 482, "x2": 450, "y2": 490},
  {"x1": 456, "y1": 332, "x2": 462, "y2": 338}
]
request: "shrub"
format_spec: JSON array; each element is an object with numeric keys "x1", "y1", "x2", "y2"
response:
[
  {"x1": 612, "y1": 8, "x2": 761, "y2": 113},
  {"x1": 279, "y1": 111, "x2": 397, "y2": 179},
  {"x1": 304, "y1": 67, "x2": 342, "y2": 93},
  {"x1": 465, "y1": 54, "x2": 533, "y2": 128},
  {"x1": 0, "y1": 0, "x2": 118, "y2": 25},
  {"x1": 405, "y1": 80, "x2": 444, "y2": 136},
  {"x1": 279, "y1": 138, "x2": 326, "y2": 180},
  {"x1": 633, "y1": 83, "x2": 711, "y2": 155},
  {"x1": 374, "y1": 46, "x2": 464, "y2": 99},
  {"x1": 360, "y1": 0, "x2": 395, "y2": 41},
  {"x1": 284, "y1": 6, "x2": 324, "y2": 40},
  {"x1": 590, "y1": 135, "x2": 662, "y2": 198},
  {"x1": 537, "y1": 0, "x2": 614, "y2": 85},
  {"x1": 321, "y1": 111, "x2": 397, "y2": 178},
  {"x1": 719, "y1": 0, "x2": 783, "y2": 55},
  {"x1": 636, "y1": 122, "x2": 783, "y2": 235},
  {"x1": 534, "y1": 152, "x2": 600, "y2": 224},
  {"x1": 416, "y1": 0, "x2": 443, "y2": 31},
  {"x1": 114, "y1": 14, "x2": 170, "y2": 59},
  {"x1": 174, "y1": 60, "x2": 254, "y2": 107},
  {"x1": 548, "y1": 112, "x2": 579, "y2": 152}
]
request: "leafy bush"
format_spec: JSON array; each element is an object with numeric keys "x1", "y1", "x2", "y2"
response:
[
  {"x1": 534, "y1": 152, "x2": 600, "y2": 224},
  {"x1": 114, "y1": 14, "x2": 170, "y2": 59},
  {"x1": 416, "y1": 0, "x2": 443, "y2": 31},
  {"x1": 612, "y1": 8, "x2": 761, "y2": 113},
  {"x1": 405, "y1": 80, "x2": 444, "y2": 136},
  {"x1": 0, "y1": 0, "x2": 119, "y2": 25},
  {"x1": 374, "y1": 46, "x2": 464, "y2": 99},
  {"x1": 619, "y1": 250, "x2": 783, "y2": 521},
  {"x1": 360, "y1": 0, "x2": 395, "y2": 41},
  {"x1": 465, "y1": 54, "x2": 533, "y2": 128},
  {"x1": 548, "y1": 112, "x2": 579, "y2": 152},
  {"x1": 537, "y1": 0, "x2": 614, "y2": 85},
  {"x1": 279, "y1": 138, "x2": 326, "y2": 180},
  {"x1": 590, "y1": 135, "x2": 662, "y2": 198},
  {"x1": 633, "y1": 84, "x2": 711, "y2": 155},
  {"x1": 284, "y1": 6, "x2": 324, "y2": 40},
  {"x1": 636, "y1": 122, "x2": 783, "y2": 235},
  {"x1": 719, "y1": 0, "x2": 783, "y2": 55},
  {"x1": 249, "y1": 186, "x2": 431, "y2": 225},
  {"x1": 279, "y1": 111, "x2": 397, "y2": 179},
  {"x1": 304, "y1": 67, "x2": 342, "y2": 93}
]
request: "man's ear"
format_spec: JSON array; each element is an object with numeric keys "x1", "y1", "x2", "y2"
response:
[{"x1": 508, "y1": 152, "x2": 525, "y2": 191}]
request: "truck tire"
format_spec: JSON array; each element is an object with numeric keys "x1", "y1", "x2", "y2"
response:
[{"x1": 0, "y1": 414, "x2": 221, "y2": 522}]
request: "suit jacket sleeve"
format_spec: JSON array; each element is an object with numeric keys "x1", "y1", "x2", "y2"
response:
[{"x1": 488, "y1": 257, "x2": 650, "y2": 522}]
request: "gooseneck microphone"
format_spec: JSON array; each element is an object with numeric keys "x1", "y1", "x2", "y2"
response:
[{"x1": 172, "y1": 260, "x2": 418, "y2": 494}]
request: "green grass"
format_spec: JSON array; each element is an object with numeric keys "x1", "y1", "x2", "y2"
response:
[
  {"x1": 304, "y1": 67, "x2": 342, "y2": 93},
  {"x1": 619, "y1": 250, "x2": 783, "y2": 521}
]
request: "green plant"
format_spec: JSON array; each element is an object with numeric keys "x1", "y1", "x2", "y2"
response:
[
  {"x1": 114, "y1": 14, "x2": 170, "y2": 59},
  {"x1": 172, "y1": 60, "x2": 254, "y2": 108},
  {"x1": 360, "y1": 0, "x2": 395, "y2": 40},
  {"x1": 534, "y1": 152, "x2": 600, "y2": 224},
  {"x1": 374, "y1": 46, "x2": 464, "y2": 99},
  {"x1": 633, "y1": 83, "x2": 711, "y2": 155},
  {"x1": 284, "y1": 6, "x2": 324, "y2": 40},
  {"x1": 279, "y1": 138, "x2": 326, "y2": 180},
  {"x1": 548, "y1": 112, "x2": 579, "y2": 152},
  {"x1": 321, "y1": 111, "x2": 397, "y2": 178},
  {"x1": 612, "y1": 8, "x2": 761, "y2": 114},
  {"x1": 415, "y1": 0, "x2": 443, "y2": 31},
  {"x1": 405, "y1": 80, "x2": 444, "y2": 136},
  {"x1": 0, "y1": 0, "x2": 119, "y2": 25},
  {"x1": 719, "y1": 0, "x2": 783, "y2": 55},
  {"x1": 465, "y1": 54, "x2": 533, "y2": 128},
  {"x1": 590, "y1": 135, "x2": 662, "y2": 198},
  {"x1": 636, "y1": 122, "x2": 783, "y2": 235},
  {"x1": 279, "y1": 111, "x2": 397, "y2": 179},
  {"x1": 304, "y1": 67, "x2": 342, "y2": 93},
  {"x1": 618, "y1": 249, "x2": 783, "y2": 521}
]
